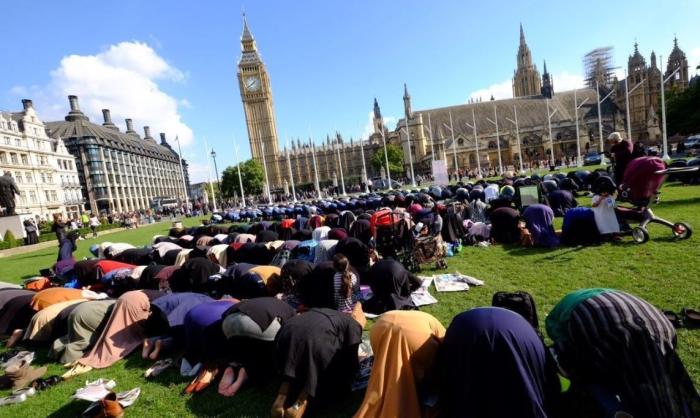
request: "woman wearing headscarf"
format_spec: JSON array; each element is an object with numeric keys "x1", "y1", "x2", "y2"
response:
[
  {"x1": 328, "y1": 228, "x2": 348, "y2": 241},
  {"x1": 0, "y1": 289, "x2": 37, "y2": 339},
  {"x1": 355, "y1": 311, "x2": 445, "y2": 418},
  {"x1": 23, "y1": 298, "x2": 87, "y2": 343},
  {"x1": 362, "y1": 259, "x2": 421, "y2": 315},
  {"x1": 523, "y1": 204, "x2": 560, "y2": 247},
  {"x1": 349, "y1": 218, "x2": 372, "y2": 246},
  {"x1": 181, "y1": 299, "x2": 237, "y2": 394},
  {"x1": 143, "y1": 292, "x2": 213, "y2": 360},
  {"x1": 561, "y1": 207, "x2": 601, "y2": 245},
  {"x1": 439, "y1": 307, "x2": 561, "y2": 418},
  {"x1": 220, "y1": 297, "x2": 296, "y2": 396},
  {"x1": 339, "y1": 211, "x2": 356, "y2": 232},
  {"x1": 256, "y1": 229, "x2": 279, "y2": 244},
  {"x1": 169, "y1": 258, "x2": 222, "y2": 293},
  {"x1": 63, "y1": 289, "x2": 163, "y2": 378},
  {"x1": 489, "y1": 206, "x2": 521, "y2": 244},
  {"x1": 312, "y1": 226, "x2": 330, "y2": 242},
  {"x1": 207, "y1": 243, "x2": 230, "y2": 267},
  {"x1": 273, "y1": 308, "x2": 362, "y2": 418},
  {"x1": 314, "y1": 239, "x2": 338, "y2": 264},
  {"x1": 50, "y1": 299, "x2": 116, "y2": 365},
  {"x1": 546, "y1": 289, "x2": 700, "y2": 418},
  {"x1": 546, "y1": 189, "x2": 578, "y2": 217},
  {"x1": 334, "y1": 238, "x2": 370, "y2": 280},
  {"x1": 277, "y1": 259, "x2": 313, "y2": 310}
]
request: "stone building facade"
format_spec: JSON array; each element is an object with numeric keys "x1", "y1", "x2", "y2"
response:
[
  {"x1": 0, "y1": 99, "x2": 83, "y2": 220},
  {"x1": 46, "y1": 96, "x2": 190, "y2": 214},
  {"x1": 513, "y1": 24, "x2": 542, "y2": 98},
  {"x1": 614, "y1": 39, "x2": 690, "y2": 142}
]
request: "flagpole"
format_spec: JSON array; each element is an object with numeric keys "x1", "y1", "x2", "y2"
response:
[
  {"x1": 335, "y1": 133, "x2": 347, "y2": 196},
  {"x1": 309, "y1": 135, "x2": 322, "y2": 199},
  {"x1": 174, "y1": 135, "x2": 189, "y2": 214},
  {"x1": 234, "y1": 141, "x2": 245, "y2": 208},
  {"x1": 204, "y1": 138, "x2": 218, "y2": 212},
  {"x1": 427, "y1": 113, "x2": 435, "y2": 161},
  {"x1": 379, "y1": 127, "x2": 392, "y2": 190},
  {"x1": 359, "y1": 134, "x2": 369, "y2": 193},
  {"x1": 260, "y1": 141, "x2": 273, "y2": 205},
  {"x1": 286, "y1": 138, "x2": 297, "y2": 202},
  {"x1": 449, "y1": 111, "x2": 459, "y2": 177}
]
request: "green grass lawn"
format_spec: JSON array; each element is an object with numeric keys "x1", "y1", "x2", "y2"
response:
[{"x1": 1, "y1": 184, "x2": 700, "y2": 417}]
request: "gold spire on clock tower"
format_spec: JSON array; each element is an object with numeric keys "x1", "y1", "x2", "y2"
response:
[{"x1": 238, "y1": 14, "x2": 281, "y2": 186}]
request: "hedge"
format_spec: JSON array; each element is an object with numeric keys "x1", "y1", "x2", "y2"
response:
[{"x1": 0, "y1": 222, "x2": 123, "y2": 250}]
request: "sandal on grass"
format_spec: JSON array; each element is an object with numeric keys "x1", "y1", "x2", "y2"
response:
[
  {"x1": 663, "y1": 310, "x2": 683, "y2": 328},
  {"x1": 145, "y1": 358, "x2": 173, "y2": 378},
  {"x1": 681, "y1": 308, "x2": 700, "y2": 327}
]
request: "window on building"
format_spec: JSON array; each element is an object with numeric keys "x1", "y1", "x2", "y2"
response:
[
  {"x1": 46, "y1": 173, "x2": 53, "y2": 183},
  {"x1": 29, "y1": 190, "x2": 36, "y2": 203},
  {"x1": 15, "y1": 172, "x2": 22, "y2": 183},
  {"x1": 50, "y1": 191, "x2": 58, "y2": 202},
  {"x1": 15, "y1": 138, "x2": 21, "y2": 147},
  {"x1": 0, "y1": 152, "x2": 6, "y2": 164},
  {"x1": 21, "y1": 154, "x2": 28, "y2": 165},
  {"x1": 24, "y1": 172, "x2": 32, "y2": 183},
  {"x1": 10, "y1": 153, "x2": 18, "y2": 164},
  {"x1": 44, "y1": 190, "x2": 51, "y2": 201},
  {"x1": 40, "y1": 172, "x2": 46, "y2": 183}
]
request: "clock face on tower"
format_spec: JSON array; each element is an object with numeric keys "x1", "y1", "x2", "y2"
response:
[{"x1": 244, "y1": 76, "x2": 261, "y2": 92}]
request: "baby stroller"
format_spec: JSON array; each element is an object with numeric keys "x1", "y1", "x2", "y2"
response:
[
  {"x1": 410, "y1": 211, "x2": 448, "y2": 272},
  {"x1": 616, "y1": 156, "x2": 697, "y2": 243},
  {"x1": 373, "y1": 209, "x2": 411, "y2": 262}
]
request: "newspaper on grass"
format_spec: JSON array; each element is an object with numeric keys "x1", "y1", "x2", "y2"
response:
[
  {"x1": 411, "y1": 277, "x2": 438, "y2": 306},
  {"x1": 433, "y1": 272, "x2": 485, "y2": 292}
]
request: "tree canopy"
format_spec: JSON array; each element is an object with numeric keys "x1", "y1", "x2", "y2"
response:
[
  {"x1": 665, "y1": 81, "x2": 700, "y2": 136},
  {"x1": 370, "y1": 143, "x2": 404, "y2": 177},
  {"x1": 220, "y1": 159, "x2": 264, "y2": 198}
]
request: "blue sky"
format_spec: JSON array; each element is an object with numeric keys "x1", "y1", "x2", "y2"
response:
[{"x1": 2, "y1": 0, "x2": 699, "y2": 182}]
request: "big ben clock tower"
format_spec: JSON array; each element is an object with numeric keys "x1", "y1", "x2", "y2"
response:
[{"x1": 237, "y1": 14, "x2": 281, "y2": 186}]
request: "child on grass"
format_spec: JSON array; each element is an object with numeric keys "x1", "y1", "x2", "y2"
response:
[{"x1": 591, "y1": 190, "x2": 620, "y2": 238}]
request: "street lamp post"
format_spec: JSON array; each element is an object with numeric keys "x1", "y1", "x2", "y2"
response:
[
  {"x1": 574, "y1": 89, "x2": 590, "y2": 167},
  {"x1": 174, "y1": 135, "x2": 190, "y2": 214},
  {"x1": 308, "y1": 136, "x2": 322, "y2": 198},
  {"x1": 546, "y1": 99, "x2": 558, "y2": 164},
  {"x1": 285, "y1": 140, "x2": 297, "y2": 202},
  {"x1": 427, "y1": 113, "x2": 435, "y2": 161},
  {"x1": 204, "y1": 139, "x2": 218, "y2": 212},
  {"x1": 260, "y1": 142, "x2": 273, "y2": 205},
  {"x1": 464, "y1": 108, "x2": 481, "y2": 177},
  {"x1": 400, "y1": 127, "x2": 416, "y2": 187},
  {"x1": 359, "y1": 135, "x2": 369, "y2": 193},
  {"x1": 210, "y1": 147, "x2": 221, "y2": 209},
  {"x1": 379, "y1": 128, "x2": 393, "y2": 190},
  {"x1": 505, "y1": 105, "x2": 524, "y2": 173},
  {"x1": 660, "y1": 55, "x2": 682, "y2": 161},
  {"x1": 448, "y1": 111, "x2": 459, "y2": 177},
  {"x1": 486, "y1": 105, "x2": 503, "y2": 174},
  {"x1": 595, "y1": 80, "x2": 614, "y2": 155},
  {"x1": 234, "y1": 143, "x2": 245, "y2": 208},
  {"x1": 334, "y1": 134, "x2": 347, "y2": 196}
]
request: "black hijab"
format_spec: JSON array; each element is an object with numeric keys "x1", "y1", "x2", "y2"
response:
[
  {"x1": 349, "y1": 219, "x2": 372, "y2": 246},
  {"x1": 169, "y1": 258, "x2": 221, "y2": 292},
  {"x1": 489, "y1": 207, "x2": 521, "y2": 244},
  {"x1": 362, "y1": 259, "x2": 419, "y2": 314}
]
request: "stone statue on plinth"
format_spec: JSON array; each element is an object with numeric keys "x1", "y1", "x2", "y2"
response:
[{"x1": 0, "y1": 172, "x2": 20, "y2": 217}]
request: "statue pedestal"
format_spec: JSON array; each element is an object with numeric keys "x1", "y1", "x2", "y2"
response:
[{"x1": 0, "y1": 215, "x2": 27, "y2": 240}]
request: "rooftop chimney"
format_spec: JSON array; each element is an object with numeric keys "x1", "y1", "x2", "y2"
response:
[
  {"x1": 143, "y1": 126, "x2": 153, "y2": 139},
  {"x1": 101, "y1": 109, "x2": 118, "y2": 130},
  {"x1": 125, "y1": 118, "x2": 137, "y2": 134},
  {"x1": 65, "y1": 95, "x2": 88, "y2": 122},
  {"x1": 68, "y1": 95, "x2": 80, "y2": 111},
  {"x1": 21, "y1": 99, "x2": 33, "y2": 111},
  {"x1": 160, "y1": 133, "x2": 167, "y2": 145}
]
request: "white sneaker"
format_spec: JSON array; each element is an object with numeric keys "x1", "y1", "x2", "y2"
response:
[{"x1": 0, "y1": 393, "x2": 27, "y2": 406}]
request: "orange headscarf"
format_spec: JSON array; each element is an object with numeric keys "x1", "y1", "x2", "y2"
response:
[{"x1": 354, "y1": 310, "x2": 445, "y2": 418}]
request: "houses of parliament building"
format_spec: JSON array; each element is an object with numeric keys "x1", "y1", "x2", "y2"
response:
[{"x1": 238, "y1": 17, "x2": 692, "y2": 186}]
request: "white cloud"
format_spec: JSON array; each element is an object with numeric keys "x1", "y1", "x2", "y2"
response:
[
  {"x1": 467, "y1": 79, "x2": 513, "y2": 102},
  {"x1": 12, "y1": 41, "x2": 194, "y2": 145},
  {"x1": 361, "y1": 111, "x2": 397, "y2": 138},
  {"x1": 467, "y1": 71, "x2": 590, "y2": 102}
]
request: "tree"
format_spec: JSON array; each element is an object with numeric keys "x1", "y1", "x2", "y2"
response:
[
  {"x1": 220, "y1": 159, "x2": 264, "y2": 198},
  {"x1": 371, "y1": 144, "x2": 404, "y2": 177},
  {"x1": 665, "y1": 81, "x2": 700, "y2": 136}
]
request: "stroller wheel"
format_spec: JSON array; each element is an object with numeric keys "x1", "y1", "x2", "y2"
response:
[
  {"x1": 672, "y1": 222, "x2": 692, "y2": 240},
  {"x1": 632, "y1": 227, "x2": 649, "y2": 244}
]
